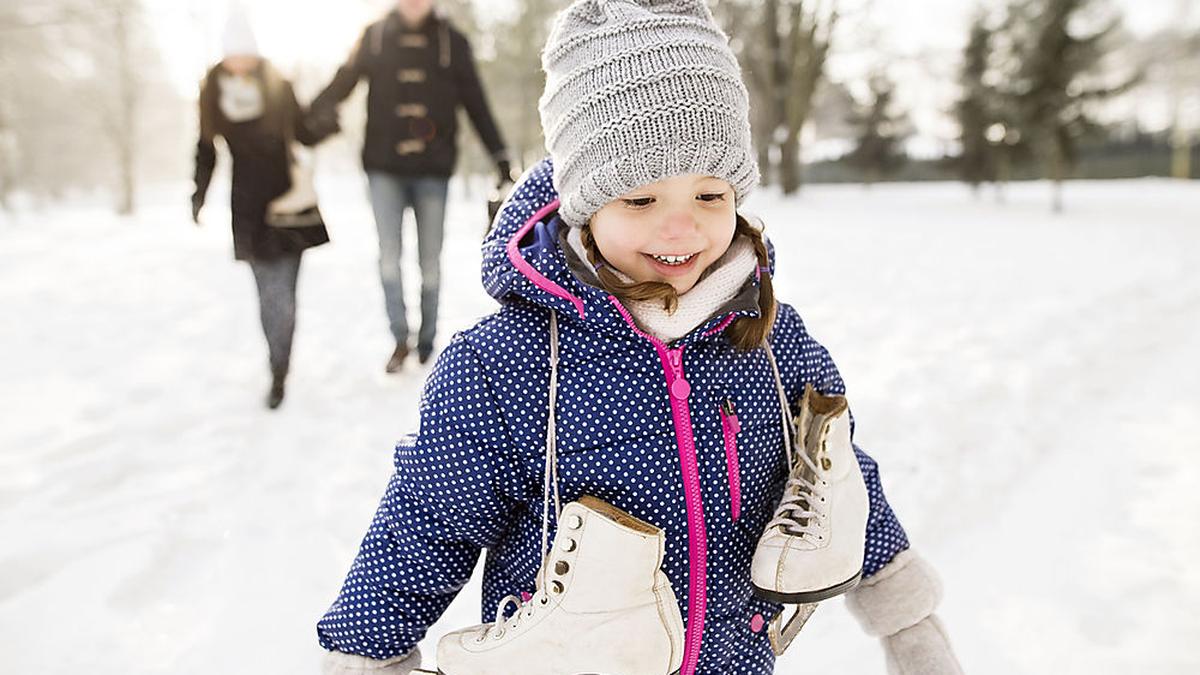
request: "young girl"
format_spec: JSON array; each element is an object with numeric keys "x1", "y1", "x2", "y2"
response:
[{"x1": 318, "y1": 1, "x2": 961, "y2": 673}]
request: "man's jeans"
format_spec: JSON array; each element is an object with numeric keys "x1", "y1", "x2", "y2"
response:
[
  {"x1": 366, "y1": 172, "x2": 449, "y2": 353},
  {"x1": 248, "y1": 253, "x2": 302, "y2": 376}
]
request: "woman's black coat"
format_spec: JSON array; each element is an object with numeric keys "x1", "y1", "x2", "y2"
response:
[{"x1": 192, "y1": 60, "x2": 330, "y2": 262}]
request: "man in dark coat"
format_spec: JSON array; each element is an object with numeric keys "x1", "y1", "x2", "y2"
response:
[{"x1": 310, "y1": 0, "x2": 512, "y2": 372}]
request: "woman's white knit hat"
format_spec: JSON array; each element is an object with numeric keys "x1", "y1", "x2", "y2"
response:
[
  {"x1": 222, "y1": 3, "x2": 260, "y2": 58},
  {"x1": 539, "y1": 0, "x2": 759, "y2": 227}
]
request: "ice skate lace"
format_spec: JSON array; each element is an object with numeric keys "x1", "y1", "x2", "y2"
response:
[
  {"x1": 765, "y1": 449, "x2": 830, "y2": 541},
  {"x1": 763, "y1": 344, "x2": 830, "y2": 544},
  {"x1": 480, "y1": 589, "x2": 553, "y2": 641},
  {"x1": 480, "y1": 312, "x2": 563, "y2": 643}
]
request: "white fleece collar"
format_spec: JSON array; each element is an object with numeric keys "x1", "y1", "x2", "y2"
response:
[
  {"x1": 217, "y1": 72, "x2": 264, "y2": 123},
  {"x1": 566, "y1": 228, "x2": 758, "y2": 342}
]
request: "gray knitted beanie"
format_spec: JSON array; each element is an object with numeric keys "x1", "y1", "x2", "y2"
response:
[{"x1": 539, "y1": 0, "x2": 759, "y2": 227}]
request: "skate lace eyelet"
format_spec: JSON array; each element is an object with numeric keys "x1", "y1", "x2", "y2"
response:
[
  {"x1": 493, "y1": 629, "x2": 506, "y2": 640},
  {"x1": 539, "y1": 596, "x2": 550, "y2": 606}
]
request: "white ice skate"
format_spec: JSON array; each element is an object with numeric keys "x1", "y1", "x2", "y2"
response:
[
  {"x1": 265, "y1": 151, "x2": 321, "y2": 228},
  {"x1": 432, "y1": 496, "x2": 685, "y2": 675},
  {"x1": 751, "y1": 383, "x2": 869, "y2": 605}
]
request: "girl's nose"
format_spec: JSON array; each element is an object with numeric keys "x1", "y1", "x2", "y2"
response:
[{"x1": 659, "y1": 209, "x2": 697, "y2": 239}]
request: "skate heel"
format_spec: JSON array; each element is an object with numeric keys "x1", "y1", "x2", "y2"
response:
[{"x1": 752, "y1": 569, "x2": 863, "y2": 604}]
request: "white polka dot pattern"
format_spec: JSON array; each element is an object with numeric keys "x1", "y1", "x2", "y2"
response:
[{"x1": 317, "y1": 158, "x2": 910, "y2": 673}]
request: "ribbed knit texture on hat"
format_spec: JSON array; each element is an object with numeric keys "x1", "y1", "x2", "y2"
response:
[{"x1": 539, "y1": 0, "x2": 759, "y2": 227}]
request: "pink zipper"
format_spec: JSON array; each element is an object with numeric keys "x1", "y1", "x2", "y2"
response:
[
  {"x1": 719, "y1": 399, "x2": 742, "y2": 521},
  {"x1": 609, "y1": 296, "x2": 707, "y2": 675}
]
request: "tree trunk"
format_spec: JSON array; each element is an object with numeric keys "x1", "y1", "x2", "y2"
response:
[
  {"x1": 995, "y1": 151, "x2": 1010, "y2": 204},
  {"x1": 114, "y1": 2, "x2": 137, "y2": 216},
  {"x1": 1171, "y1": 132, "x2": 1193, "y2": 180},
  {"x1": 1048, "y1": 140, "x2": 1065, "y2": 214},
  {"x1": 757, "y1": 136, "x2": 772, "y2": 187},
  {"x1": 779, "y1": 131, "x2": 802, "y2": 195},
  {"x1": 0, "y1": 129, "x2": 9, "y2": 212}
]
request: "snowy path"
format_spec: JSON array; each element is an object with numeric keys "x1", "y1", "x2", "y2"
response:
[{"x1": 1, "y1": 178, "x2": 1197, "y2": 673}]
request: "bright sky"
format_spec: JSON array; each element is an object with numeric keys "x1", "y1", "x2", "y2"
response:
[{"x1": 147, "y1": 0, "x2": 1197, "y2": 153}]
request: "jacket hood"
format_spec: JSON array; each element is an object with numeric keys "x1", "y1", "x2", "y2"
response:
[{"x1": 481, "y1": 158, "x2": 775, "y2": 345}]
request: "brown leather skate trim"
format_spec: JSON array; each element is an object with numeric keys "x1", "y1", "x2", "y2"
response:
[
  {"x1": 801, "y1": 382, "x2": 848, "y2": 417},
  {"x1": 578, "y1": 495, "x2": 659, "y2": 535}
]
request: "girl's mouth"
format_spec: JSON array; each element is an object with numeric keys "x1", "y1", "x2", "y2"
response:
[{"x1": 643, "y1": 252, "x2": 699, "y2": 276}]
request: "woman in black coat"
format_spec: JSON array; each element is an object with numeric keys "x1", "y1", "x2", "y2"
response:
[{"x1": 192, "y1": 52, "x2": 329, "y2": 409}]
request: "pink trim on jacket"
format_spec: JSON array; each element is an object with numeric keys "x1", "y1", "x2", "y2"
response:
[
  {"x1": 504, "y1": 199, "x2": 586, "y2": 319},
  {"x1": 609, "y1": 295, "x2": 708, "y2": 675},
  {"x1": 705, "y1": 313, "x2": 738, "y2": 336}
]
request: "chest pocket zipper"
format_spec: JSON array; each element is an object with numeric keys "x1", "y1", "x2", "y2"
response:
[{"x1": 720, "y1": 399, "x2": 742, "y2": 521}]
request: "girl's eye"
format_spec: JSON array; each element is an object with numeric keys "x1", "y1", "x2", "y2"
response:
[
  {"x1": 622, "y1": 197, "x2": 655, "y2": 208},
  {"x1": 698, "y1": 192, "x2": 728, "y2": 203}
]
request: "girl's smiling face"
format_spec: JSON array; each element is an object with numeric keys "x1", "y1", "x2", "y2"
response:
[{"x1": 588, "y1": 174, "x2": 737, "y2": 294}]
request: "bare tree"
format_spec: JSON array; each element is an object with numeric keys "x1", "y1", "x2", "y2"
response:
[
  {"x1": 108, "y1": 0, "x2": 139, "y2": 215},
  {"x1": 718, "y1": 0, "x2": 838, "y2": 194},
  {"x1": 1167, "y1": 0, "x2": 1200, "y2": 179},
  {"x1": 0, "y1": 0, "x2": 167, "y2": 213},
  {"x1": 480, "y1": 0, "x2": 557, "y2": 172},
  {"x1": 0, "y1": 34, "x2": 13, "y2": 210}
]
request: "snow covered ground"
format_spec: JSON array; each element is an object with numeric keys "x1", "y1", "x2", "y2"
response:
[{"x1": 2, "y1": 175, "x2": 1198, "y2": 674}]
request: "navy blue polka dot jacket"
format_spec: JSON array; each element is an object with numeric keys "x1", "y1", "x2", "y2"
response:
[{"x1": 317, "y1": 159, "x2": 910, "y2": 674}]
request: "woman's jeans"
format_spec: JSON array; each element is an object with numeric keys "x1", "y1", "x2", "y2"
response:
[
  {"x1": 248, "y1": 253, "x2": 302, "y2": 377},
  {"x1": 366, "y1": 171, "x2": 449, "y2": 353}
]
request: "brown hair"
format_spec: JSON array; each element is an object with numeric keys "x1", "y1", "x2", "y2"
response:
[{"x1": 580, "y1": 213, "x2": 777, "y2": 351}]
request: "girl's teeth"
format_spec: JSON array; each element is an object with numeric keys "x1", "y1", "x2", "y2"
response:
[{"x1": 651, "y1": 254, "x2": 694, "y2": 265}]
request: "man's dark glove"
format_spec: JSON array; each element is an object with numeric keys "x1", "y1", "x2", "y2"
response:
[{"x1": 305, "y1": 106, "x2": 341, "y2": 142}]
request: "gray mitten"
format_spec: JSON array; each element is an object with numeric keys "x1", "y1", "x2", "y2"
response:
[
  {"x1": 845, "y1": 550, "x2": 963, "y2": 675},
  {"x1": 322, "y1": 647, "x2": 422, "y2": 675}
]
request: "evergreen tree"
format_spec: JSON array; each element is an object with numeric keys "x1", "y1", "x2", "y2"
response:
[
  {"x1": 1010, "y1": 0, "x2": 1134, "y2": 211},
  {"x1": 845, "y1": 74, "x2": 908, "y2": 185},
  {"x1": 955, "y1": 13, "x2": 999, "y2": 192}
]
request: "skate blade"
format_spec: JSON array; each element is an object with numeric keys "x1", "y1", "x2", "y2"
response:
[
  {"x1": 768, "y1": 602, "x2": 818, "y2": 656},
  {"x1": 752, "y1": 569, "x2": 862, "y2": 604}
]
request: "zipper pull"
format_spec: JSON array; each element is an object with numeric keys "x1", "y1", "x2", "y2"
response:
[{"x1": 722, "y1": 398, "x2": 741, "y2": 433}]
